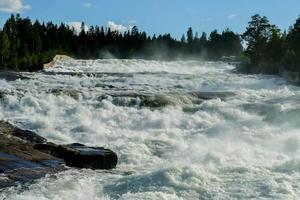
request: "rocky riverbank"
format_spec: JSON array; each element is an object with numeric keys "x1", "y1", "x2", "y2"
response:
[{"x1": 0, "y1": 121, "x2": 118, "y2": 189}]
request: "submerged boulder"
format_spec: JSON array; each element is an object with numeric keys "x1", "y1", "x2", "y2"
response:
[
  {"x1": 0, "y1": 71, "x2": 30, "y2": 81},
  {"x1": 106, "y1": 91, "x2": 236, "y2": 109},
  {"x1": 34, "y1": 143, "x2": 118, "y2": 170},
  {"x1": 189, "y1": 91, "x2": 235, "y2": 100}
]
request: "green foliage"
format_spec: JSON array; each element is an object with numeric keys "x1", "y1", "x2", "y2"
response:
[
  {"x1": 0, "y1": 30, "x2": 10, "y2": 68},
  {"x1": 187, "y1": 27, "x2": 194, "y2": 44},
  {"x1": 180, "y1": 34, "x2": 186, "y2": 43},
  {"x1": 285, "y1": 15, "x2": 300, "y2": 72},
  {"x1": 241, "y1": 14, "x2": 300, "y2": 74},
  {"x1": 0, "y1": 14, "x2": 244, "y2": 71},
  {"x1": 208, "y1": 29, "x2": 243, "y2": 59},
  {"x1": 242, "y1": 15, "x2": 273, "y2": 65}
]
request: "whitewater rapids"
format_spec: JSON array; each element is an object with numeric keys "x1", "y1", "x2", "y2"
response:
[{"x1": 1, "y1": 59, "x2": 300, "y2": 199}]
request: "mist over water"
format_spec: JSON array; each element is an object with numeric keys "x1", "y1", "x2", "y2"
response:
[{"x1": 1, "y1": 59, "x2": 300, "y2": 199}]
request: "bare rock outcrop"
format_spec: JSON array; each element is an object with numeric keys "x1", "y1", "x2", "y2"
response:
[
  {"x1": 0, "y1": 121, "x2": 118, "y2": 189},
  {"x1": 43, "y1": 55, "x2": 73, "y2": 69}
]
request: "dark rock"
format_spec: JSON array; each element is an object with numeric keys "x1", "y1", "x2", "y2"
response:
[
  {"x1": 109, "y1": 93, "x2": 173, "y2": 108},
  {"x1": 106, "y1": 91, "x2": 236, "y2": 108},
  {"x1": 0, "y1": 121, "x2": 46, "y2": 143},
  {"x1": 0, "y1": 70, "x2": 30, "y2": 81},
  {"x1": 95, "y1": 83, "x2": 115, "y2": 89},
  {"x1": 0, "y1": 121, "x2": 118, "y2": 189},
  {"x1": 13, "y1": 129, "x2": 46, "y2": 144},
  {"x1": 0, "y1": 91, "x2": 11, "y2": 100},
  {"x1": 139, "y1": 95, "x2": 173, "y2": 108},
  {"x1": 0, "y1": 152, "x2": 64, "y2": 185},
  {"x1": 70, "y1": 143, "x2": 85, "y2": 146},
  {"x1": 0, "y1": 121, "x2": 65, "y2": 189},
  {"x1": 6, "y1": 166, "x2": 63, "y2": 183},
  {"x1": 49, "y1": 88, "x2": 80, "y2": 100},
  {"x1": 189, "y1": 91, "x2": 235, "y2": 100},
  {"x1": 34, "y1": 143, "x2": 118, "y2": 170}
]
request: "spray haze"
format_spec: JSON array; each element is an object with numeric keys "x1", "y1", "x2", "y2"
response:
[{"x1": 0, "y1": 59, "x2": 300, "y2": 199}]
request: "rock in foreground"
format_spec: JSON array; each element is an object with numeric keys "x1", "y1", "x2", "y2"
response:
[
  {"x1": 34, "y1": 143, "x2": 118, "y2": 170},
  {"x1": 0, "y1": 121, "x2": 64, "y2": 188},
  {"x1": 0, "y1": 121, "x2": 118, "y2": 189}
]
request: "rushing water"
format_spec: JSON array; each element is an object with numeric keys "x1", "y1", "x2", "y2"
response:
[{"x1": 1, "y1": 59, "x2": 300, "y2": 199}]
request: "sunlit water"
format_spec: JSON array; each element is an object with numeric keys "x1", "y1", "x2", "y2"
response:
[{"x1": 1, "y1": 59, "x2": 300, "y2": 199}]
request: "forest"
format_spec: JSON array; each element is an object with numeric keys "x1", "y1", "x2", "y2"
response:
[
  {"x1": 0, "y1": 14, "x2": 299, "y2": 74},
  {"x1": 241, "y1": 14, "x2": 300, "y2": 74},
  {"x1": 0, "y1": 14, "x2": 242, "y2": 71}
]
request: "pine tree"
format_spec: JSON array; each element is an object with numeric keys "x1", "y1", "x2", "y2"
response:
[
  {"x1": 181, "y1": 34, "x2": 186, "y2": 43},
  {"x1": 187, "y1": 27, "x2": 193, "y2": 44},
  {"x1": 242, "y1": 14, "x2": 272, "y2": 65},
  {"x1": 0, "y1": 30, "x2": 10, "y2": 68}
]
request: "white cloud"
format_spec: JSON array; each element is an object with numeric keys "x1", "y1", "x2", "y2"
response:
[
  {"x1": 107, "y1": 21, "x2": 128, "y2": 33},
  {"x1": 0, "y1": 0, "x2": 31, "y2": 13},
  {"x1": 227, "y1": 14, "x2": 237, "y2": 20},
  {"x1": 83, "y1": 2, "x2": 92, "y2": 8},
  {"x1": 66, "y1": 22, "x2": 89, "y2": 35}
]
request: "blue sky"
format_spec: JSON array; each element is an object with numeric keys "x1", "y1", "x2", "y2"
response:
[{"x1": 0, "y1": 0, "x2": 299, "y2": 38}]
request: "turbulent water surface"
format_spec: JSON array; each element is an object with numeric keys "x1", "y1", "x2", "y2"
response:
[{"x1": 1, "y1": 59, "x2": 300, "y2": 199}]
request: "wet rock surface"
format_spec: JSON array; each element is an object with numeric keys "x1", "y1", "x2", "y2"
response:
[
  {"x1": 0, "y1": 71, "x2": 30, "y2": 81},
  {"x1": 107, "y1": 91, "x2": 235, "y2": 108},
  {"x1": 188, "y1": 91, "x2": 235, "y2": 100},
  {"x1": 0, "y1": 121, "x2": 64, "y2": 189},
  {"x1": 0, "y1": 121, "x2": 118, "y2": 189},
  {"x1": 34, "y1": 143, "x2": 118, "y2": 170}
]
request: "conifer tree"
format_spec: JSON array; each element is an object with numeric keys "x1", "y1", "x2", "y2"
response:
[
  {"x1": 187, "y1": 27, "x2": 194, "y2": 44},
  {"x1": 0, "y1": 30, "x2": 10, "y2": 68}
]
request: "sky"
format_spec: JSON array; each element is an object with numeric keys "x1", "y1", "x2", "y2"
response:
[{"x1": 0, "y1": 0, "x2": 299, "y2": 38}]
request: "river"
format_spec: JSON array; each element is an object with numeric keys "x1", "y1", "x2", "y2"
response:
[{"x1": 1, "y1": 59, "x2": 300, "y2": 199}]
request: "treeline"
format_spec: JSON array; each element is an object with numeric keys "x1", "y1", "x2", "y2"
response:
[
  {"x1": 241, "y1": 14, "x2": 300, "y2": 74},
  {"x1": 0, "y1": 14, "x2": 243, "y2": 71},
  {"x1": 3, "y1": 14, "x2": 300, "y2": 74}
]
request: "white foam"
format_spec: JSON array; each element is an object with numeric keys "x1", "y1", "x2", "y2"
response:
[
  {"x1": 45, "y1": 59, "x2": 234, "y2": 75},
  {"x1": 0, "y1": 79, "x2": 12, "y2": 90},
  {"x1": 1, "y1": 60, "x2": 300, "y2": 199}
]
